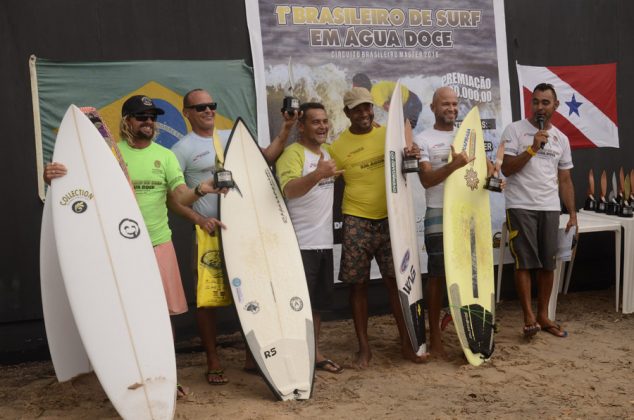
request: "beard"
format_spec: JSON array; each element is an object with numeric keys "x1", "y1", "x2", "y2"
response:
[{"x1": 134, "y1": 124, "x2": 155, "y2": 140}]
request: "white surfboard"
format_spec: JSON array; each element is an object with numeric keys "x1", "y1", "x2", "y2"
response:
[
  {"x1": 40, "y1": 189, "x2": 92, "y2": 381},
  {"x1": 50, "y1": 105, "x2": 176, "y2": 419},
  {"x1": 220, "y1": 118, "x2": 314, "y2": 401},
  {"x1": 384, "y1": 81, "x2": 426, "y2": 356}
]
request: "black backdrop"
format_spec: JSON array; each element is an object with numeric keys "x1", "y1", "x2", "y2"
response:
[{"x1": 1, "y1": 0, "x2": 632, "y2": 362}]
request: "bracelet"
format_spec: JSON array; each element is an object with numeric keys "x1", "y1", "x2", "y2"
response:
[
  {"x1": 526, "y1": 146, "x2": 537, "y2": 157},
  {"x1": 194, "y1": 183, "x2": 205, "y2": 197}
]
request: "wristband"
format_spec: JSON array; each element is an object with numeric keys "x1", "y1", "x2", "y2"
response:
[
  {"x1": 526, "y1": 146, "x2": 537, "y2": 157},
  {"x1": 194, "y1": 183, "x2": 205, "y2": 197}
]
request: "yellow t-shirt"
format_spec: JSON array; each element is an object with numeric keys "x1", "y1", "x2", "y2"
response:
[
  {"x1": 328, "y1": 126, "x2": 387, "y2": 219},
  {"x1": 371, "y1": 81, "x2": 410, "y2": 108}
]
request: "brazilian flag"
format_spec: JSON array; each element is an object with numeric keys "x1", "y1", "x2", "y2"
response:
[{"x1": 30, "y1": 56, "x2": 257, "y2": 199}]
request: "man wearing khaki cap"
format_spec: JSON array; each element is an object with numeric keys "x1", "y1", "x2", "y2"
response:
[{"x1": 328, "y1": 87, "x2": 426, "y2": 368}]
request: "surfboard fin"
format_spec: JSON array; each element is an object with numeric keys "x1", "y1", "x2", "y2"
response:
[{"x1": 230, "y1": 181, "x2": 243, "y2": 198}]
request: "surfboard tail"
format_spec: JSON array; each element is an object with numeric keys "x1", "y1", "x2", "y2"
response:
[
  {"x1": 245, "y1": 329, "x2": 314, "y2": 401},
  {"x1": 399, "y1": 293, "x2": 426, "y2": 354},
  {"x1": 449, "y1": 285, "x2": 495, "y2": 363}
]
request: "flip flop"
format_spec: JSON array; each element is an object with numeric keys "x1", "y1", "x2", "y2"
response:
[
  {"x1": 522, "y1": 323, "x2": 541, "y2": 339},
  {"x1": 206, "y1": 369, "x2": 229, "y2": 385},
  {"x1": 440, "y1": 313, "x2": 453, "y2": 331},
  {"x1": 315, "y1": 358, "x2": 344, "y2": 374},
  {"x1": 541, "y1": 324, "x2": 568, "y2": 338},
  {"x1": 176, "y1": 383, "x2": 189, "y2": 399}
]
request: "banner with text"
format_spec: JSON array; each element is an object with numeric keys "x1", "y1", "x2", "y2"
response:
[{"x1": 247, "y1": 0, "x2": 512, "y2": 274}]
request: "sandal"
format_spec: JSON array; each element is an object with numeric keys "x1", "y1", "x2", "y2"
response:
[
  {"x1": 176, "y1": 383, "x2": 189, "y2": 399},
  {"x1": 541, "y1": 323, "x2": 568, "y2": 338},
  {"x1": 206, "y1": 369, "x2": 229, "y2": 385},
  {"x1": 315, "y1": 358, "x2": 343, "y2": 374},
  {"x1": 440, "y1": 313, "x2": 453, "y2": 331}
]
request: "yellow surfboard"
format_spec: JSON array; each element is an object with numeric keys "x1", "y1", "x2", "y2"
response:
[{"x1": 443, "y1": 106, "x2": 495, "y2": 366}]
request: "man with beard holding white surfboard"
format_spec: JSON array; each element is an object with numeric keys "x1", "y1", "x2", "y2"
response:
[
  {"x1": 501, "y1": 83, "x2": 576, "y2": 339},
  {"x1": 45, "y1": 95, "x2": 224, "y2": 396},
  {"x1": 329, "y1": 87, "x2": 425, "y2": 368},
  {"x1": 276, "y1": 102, "x2": 344, "y2": 374},
  {"x1": 169, "y1": 88, "x2": 297, "y2": 385}
]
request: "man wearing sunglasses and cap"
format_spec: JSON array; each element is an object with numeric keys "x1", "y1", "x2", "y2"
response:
[
  {"x1": 169, "y1": 88, "x2": 297, "y2": 385},
  {"x1": 45, "y1": 96, "x2": 225, "y2": 398}
]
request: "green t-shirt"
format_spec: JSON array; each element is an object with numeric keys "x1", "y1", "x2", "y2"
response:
[{"x1": 118, "y1": 141, "x2": 185, "y2": 246}]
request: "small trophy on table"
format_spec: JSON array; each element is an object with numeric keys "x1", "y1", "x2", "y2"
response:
[
  {"x1": 583, "y1": 169, "x2": 597, "y2": 210},
  {"x1": 625, "y1": 169, "x2": 634, "y2": 206},
  {"x1": 605, "y1": 171, "x2": 620, "y2": 215},
  {"x1": 595, "y1": 170, "x2": 608, "y2": 213},
  {"x1": 619, "y1": 169, "x2": 633, "y2": 218}
]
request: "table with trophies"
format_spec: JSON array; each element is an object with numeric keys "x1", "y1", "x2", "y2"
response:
[
  {"x1": 496, "y1": 167, "x2": 633, "y2": 316},
  {"x1": 578, "y1": 168, "x2": 633, "y2": 314}
]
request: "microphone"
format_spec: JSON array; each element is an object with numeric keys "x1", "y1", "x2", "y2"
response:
[{"x1": 536, "y1": 115, "x2": 546, "y2": 149}]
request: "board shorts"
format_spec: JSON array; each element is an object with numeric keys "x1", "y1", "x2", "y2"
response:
[
  {"x1": 506, "y1": 208, "x2": 559, "y2": 271},
  {"x1": 192, "y1": 230, "x2": 231, "y2": 308},
  {"x1": 339, "y1": 214, "x2": 395, "y2": 284},
  {"x1": 424, "y1": 207, "x2": 445, "y2": 278},
  {"x1": 154, "y1": 240, "x2": 188, "y2": 315},
  {"x1": 300, "y1": 249, "x2": 334, "y2": 312}
]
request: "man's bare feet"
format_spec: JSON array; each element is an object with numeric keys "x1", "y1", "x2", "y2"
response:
[
  {"x1": 401, "y1": 342, "x2": 429, "y2": 363},
  {"x1": 353, "y1": 350, "x2": 372, "y2": 369},
  {"x1": 428, "y1": 334, "x2": 448, "y2": 360},
  {"x1": 428, "y1": 345, "x2": 448, "y2": 360},
  {"x1": 243, "y1": 348, "x2": 257, "y2": 372}
]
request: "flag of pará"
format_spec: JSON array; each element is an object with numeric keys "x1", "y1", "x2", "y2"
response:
[{"x1": 516, "y1": 63, "x2": 618, "y2": 149}]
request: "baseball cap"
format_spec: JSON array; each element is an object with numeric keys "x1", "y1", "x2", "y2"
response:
[
  {"x1": 343, "y1": 87, "x2": 374, "y2": 109},
  {"x1": 121, "y1": 95, "x2": 165, "y2": 117}
]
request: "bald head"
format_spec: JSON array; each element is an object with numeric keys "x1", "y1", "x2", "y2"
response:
[
  {"x1": 431, "y1": 86, "x2": 457, "y2": 106},
  {"x1": 182, "y1": 89, "x2": 216, "y2": 136},
  {"x1": 430, "y1": 86, "x2": 458, "y2": 131}
]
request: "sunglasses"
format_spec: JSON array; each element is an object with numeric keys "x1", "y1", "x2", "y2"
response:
[
  {"x1": 131, "y1": 114, "x2": 157, "y2": 122},
  {"x1": 186, "y1": 103, "x2": 217, "y2": 112}
]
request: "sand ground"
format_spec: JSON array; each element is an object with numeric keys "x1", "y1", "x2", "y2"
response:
[{"x1": 1, "y1": 289, "x2": 633, "y2": 419}]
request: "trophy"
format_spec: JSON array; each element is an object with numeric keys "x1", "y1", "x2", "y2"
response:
[
  {"x1": 625, "y1": 169, "x2": 634, "y2": 206},
  {"x1": 485, "y1": 141, "x2": 504, "y2": 192},
  {"x1": 605, "y1": 171, "x2": 620, "y2": 215},
  {"x1": 402, "y1": 119, "x2": 420, "y2": 173},
  {"x1": 212, "y1": 133, "x2": 234, "y2": 189},
  {"x1": 619, "y1": 169, "x2": 633, "y2": 218},
  {"x1": 595, "y1": 170, "x2": 607, "y2": 212},
  {"x1": 281, "y1": 57, "x2": 300, "y2": 116},
  {"x1": 617, "y1": 167, "x2": 626, "y2": 206},
  {"x1": 214, "y1": 165, "x2": 234, "y2": 189},
  {"x1": 583, "y1": 169, "x2": 597, "y2": 210}
]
